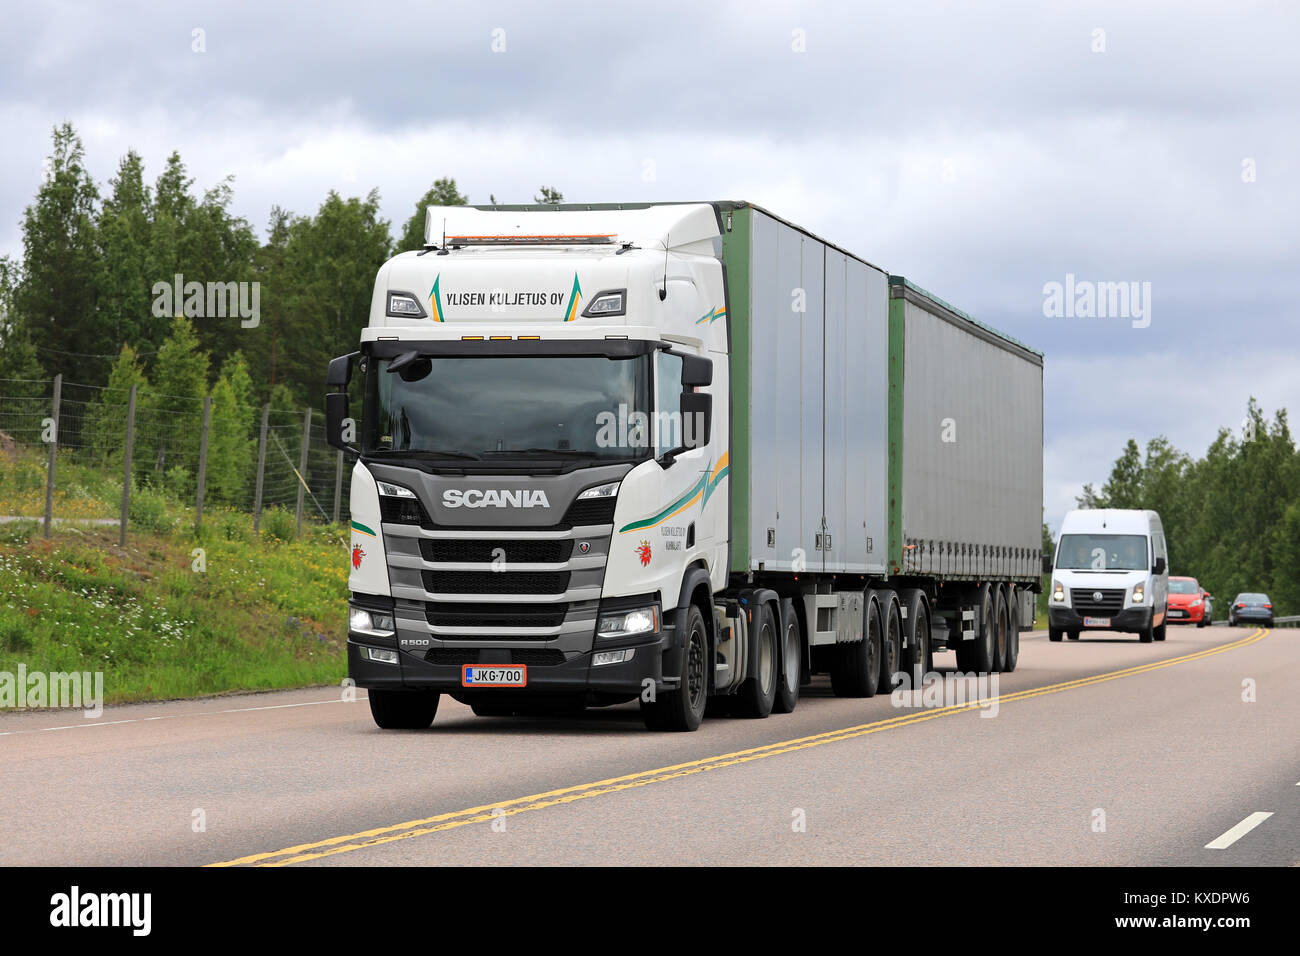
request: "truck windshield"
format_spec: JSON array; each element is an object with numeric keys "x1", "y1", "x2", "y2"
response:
[
  {"x1": 363, "y1": 354, "x2": 651, "y2": 460},
  {"x1": 1055, "y1": 533, "x2": 1149, "y2": 571}
]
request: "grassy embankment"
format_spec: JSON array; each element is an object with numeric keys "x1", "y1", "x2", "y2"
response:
[{"x1": 0, "y1": 451, "x2": 348, "y2": 704}]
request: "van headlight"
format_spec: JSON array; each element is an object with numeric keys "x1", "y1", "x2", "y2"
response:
[
  {"x1": 1131, "y1": 583, "x2": 1146, "y2": 605},
  {"x1": 1051, "y1": 580, "x2": 1065, "y2": 603}
]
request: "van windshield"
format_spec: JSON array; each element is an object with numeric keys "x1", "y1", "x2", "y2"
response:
[{"x1": 1056, "y1": 533, "x2": 1149, "y2": 571}]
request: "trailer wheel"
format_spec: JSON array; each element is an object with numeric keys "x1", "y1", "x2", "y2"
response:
[
  {"x1": 1003, "y1": 585, "x2": 1020, "y2": 672},
  {"x1": 641, "y1": 604, "x2": 709, "y2": 731},
  {"x1": 879, "y1": 594, "x2": 903, "y2": 690},
  {"x1": 991, "y1": 587, "x2": 1009, "y2": 673},
  {"x1": 735, "y1": 604, "x2": 778, "y2": 718},
  {"x1": 960, "y1": 584, "x2": 997, "y2": 673},
  {"x1": 831, "y1": 595, "x2": 881, "y2": 698},
  {"x1": 368, "y1": 689, "x2": 440, "y2": 730},
  {"x1": 899, "y1": 590, "x2": 931, "y2": 688},
  {"x1": 773, "y1": 598, "x2": 801, "y2": 714}
]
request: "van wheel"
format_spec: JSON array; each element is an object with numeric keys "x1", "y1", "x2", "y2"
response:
[
  {"x1": 642, "y1": 605, "x2": 709, "y2": 731},
  {"x1": 773, "y1": 599, "x2": 801, "y2": 714},
  {"x1": 1139, "y1": 621, "x2": 1154, "y2": 643},
  {"x1": 831, "y1": 596, "x2": 881, "y2": 698},
  {"x1": 1067, "y1": 631, "x2": 1080, "y2": 640},
  {"x1": 368, "y1": 689, "x2": 440, "y2": 729},
  {"x1": 1154, "y1": 620, "x2": 1167, "y2": 641},
  {"x1": 1049, "y1": 627, "x2": 1063, "y2": 642},
  {"x1": 735, "y1": 604, "x2": 778, "y2": 718}
]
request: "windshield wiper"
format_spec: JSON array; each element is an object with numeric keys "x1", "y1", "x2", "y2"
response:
[
  {"x1": 371, "y1": 449, "x2": 481, "y2": 461},
  {"x1": 490, "y1": 447, "x2": 600, "y2": 457}
]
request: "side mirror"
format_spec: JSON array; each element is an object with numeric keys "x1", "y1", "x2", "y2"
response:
[
  {"x1": 680, "y1": 391, "x2": 712, "y2": 449},
  {"x1": 327, "y1": 351, "x2": 359, "y2": 387},
  {"x1": 1041, "y1": 553, "x2": 1053, "y2": 575},
  {"x1": 681, "y1": 353, "x2": 712, "y2": 387},
  {"x1": 326, "y1": 392, "x2": 353, "y2": 452},
  {"x1": 1152, "y1": 556, "x2": 1166, "y2": 575}
]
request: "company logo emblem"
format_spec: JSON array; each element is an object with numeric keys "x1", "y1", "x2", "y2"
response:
[
  {"x1": 578, "y1": 541, "x2": 591, "y2": 554},
  {"x1": 636, "y1": 540, "x2": 652, "y2": 567},
  {"x1": 352, "y1": 545, "x2": 366, "y2": 570},
  {"x1": 1093, "y1": 590, "x2": 1102, "y2": 602},
  {"x1": 442, "y1": 489, "x2": 551, "y2": 509}
]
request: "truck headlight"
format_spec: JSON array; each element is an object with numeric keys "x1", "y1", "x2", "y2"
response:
[
  {"x1": 577, "y1": 481, "x2": 620, "y2": 500},
  {"x1": 1131, "y1": 583, "x2": 1146, "y2": 605},
  {"x1": 386, "y1": 291, "x2": 427, "y2": 318},
  {"x1": 597, "y1": 605, "x2": 658, "y2": 640},
  {"x1": 1051, "y1": 580, "x2": 1065, "y2": 603},
  {"x1": 350, "y1": 607, "x2": 396, "y2": 635},
  {"x1": 581, "y1": 290, "x2": 626, "y2": 317}
]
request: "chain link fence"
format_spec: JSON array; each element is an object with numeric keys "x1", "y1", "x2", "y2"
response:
[{"x1": 0, "y1": 375, "x2": 352, "y2": 541}]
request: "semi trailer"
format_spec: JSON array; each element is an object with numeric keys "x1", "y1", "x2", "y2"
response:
[{"x1": 327, "y1": 201, "x2": 1045, "y2": 731}]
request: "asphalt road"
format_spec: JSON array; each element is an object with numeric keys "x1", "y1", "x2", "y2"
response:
[{"x1": 1, "y1": 624, "x2": 1294, "y2": 866}]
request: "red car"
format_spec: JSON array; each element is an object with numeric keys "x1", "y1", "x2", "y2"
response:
[{"x1": 1167, "y1": 576, "x2": 1211, "y2": 627}]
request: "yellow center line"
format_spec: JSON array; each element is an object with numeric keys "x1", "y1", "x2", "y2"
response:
[{"x1": 209, "y1": 627, "x2": 1268, "y2": 867}]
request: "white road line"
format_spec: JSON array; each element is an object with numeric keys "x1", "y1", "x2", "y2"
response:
[
  {"x1": 0, "y1": 695, "x2": 369, "y2": 737},
  {"x1": 1204, "y1": 811, "x2": 1274, "y2": 850}
]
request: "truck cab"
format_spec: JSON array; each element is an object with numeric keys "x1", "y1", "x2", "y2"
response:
[
  {"x1": 328, "y1": 204, "x2": 732, "y2": 729},
  {"x1": 1046, "y1": 508, "x2": 1169, "y2": 643}
]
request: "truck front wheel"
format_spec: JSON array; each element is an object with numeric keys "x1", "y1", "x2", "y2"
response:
[
  {"x1": 368, "y1": 689, "x2": 440, "y2": 729},
  {"x1": 642, "y1": 604, "x2": 709, "y2": 732}
]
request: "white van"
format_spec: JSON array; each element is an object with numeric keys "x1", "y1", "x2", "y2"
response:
[{"x1": 1047, "y1": 509, "x2": 1169, "y2": 643}]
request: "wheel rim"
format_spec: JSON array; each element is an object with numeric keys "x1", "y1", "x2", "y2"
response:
[
  {"x1": 783, "y1": 621, "x2": 799, "y2": 693},
  {"x1": 759, "y1": 623, "x2": 776, "y2": 696},
  {"x1": 889, "y1": 614, "x2": 900, "y2": 678},
  {"x1": 915, "y1": 608, "x2": 929, "y2": 681},
  {"x1": 687, "y1": 627, "x2": 706, "y2": 710},
  {"x1": 867, "y1": 610, "x2": 879, "y2": 673}
]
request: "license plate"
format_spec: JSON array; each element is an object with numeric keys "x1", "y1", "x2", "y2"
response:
[
  {"x1": 1170, "y1": 609, "x2": 1184, "y2": 617},
  {"x1": 462, "y1": 665, "x2": 527, "y2": 687},
  {"x1": 1083, "y1": 617, "x2": 1110, "y2": 627}
]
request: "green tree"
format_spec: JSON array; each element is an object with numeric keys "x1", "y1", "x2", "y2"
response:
[
  {"x1": 12, "y1": 123, "x2": 106, "y2": 383},
  {"x1": 1098, "y1": 439, "x2": 1143, "y2": 508},
  {"x1": 397, "y1": 177, "x2": 469, "y2": 253},
  {"x1": 84, "y1": 345, "x2": 149, "y2": 467},
  {"x1": 1270, "y1": 501, "x2": 1300, "y2": 615},
  {"x1": 534, "y1": 186, "x2": 564, "y2": 204},
  {"x1": 206, "y1": 351, "x2": 256, "y2": 504},
  {"x1": 97, "y1": 150, "x2": 154, "y2": 356},
  {"x1": 0, "y1": 256, "x2": 47, "y2": 438},
  {"x1": 252, "y1": 206, "x2": 293, "y2": 391},
  {"x1": 142, "y1": 315, "x2": 209, "y2": 493}
]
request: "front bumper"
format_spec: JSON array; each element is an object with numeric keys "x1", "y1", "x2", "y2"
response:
[
  {"x1": 1049, "y1": 605, "x2": 1153, "y2": 633},
  {"x1": 347, "y1": 628, "x2": 675, "y2": 699},
  {"x1": 1166, "y1": 603, "x2": 1206, "y2": 623}
]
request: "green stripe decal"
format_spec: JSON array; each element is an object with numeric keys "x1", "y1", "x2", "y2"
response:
[
  {"x1": 429, "y1": 275, "x2": 444, "y2": 322},
  {"x1": 619, "y1": 469, "x2": 709, "y2": 534},
  {"x1": 351, "y1": 521, "x2": 377, "y2": 537}
]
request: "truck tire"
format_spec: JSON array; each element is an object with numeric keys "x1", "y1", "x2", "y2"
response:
[
  {"x1": 734, "y1": 604, "x2": 778, "y2": 718},
  {"x1": 773, "y1": 598, "x2": 801, "y2": 714},
  {"x1": 957, "y1": 584, "x2": 997, "y2": 673},
  {"x1": 368, "y1": 689, "x2": 440, "y2": 729},
  {"x1": 830, "y1": 594, "x2": 881, "y2": 698},
  {"x1": 641, "y1": 604, "x2": 709, "y2": 732},
  {"x1": 877, "y1": 591, "x2": 903, "y2": 690},
  {"x1": 991, "y1": 586, "x2": 1009, "y2": 673},
  {"x1": 899, "y1": 589, "x2": 931, "y2": 688},
  {"x1": 1003, "y1": 585, "x2": 1020, "y2": 672}
]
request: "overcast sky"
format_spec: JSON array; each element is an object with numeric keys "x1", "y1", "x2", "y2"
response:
[{"x1": 2, "y1": 0, "x2": 1296, "y2": 530}]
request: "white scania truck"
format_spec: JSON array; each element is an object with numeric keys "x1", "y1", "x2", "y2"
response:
[{"x1": 327, "y1": 202, "x2": 1044, "y2": 731}]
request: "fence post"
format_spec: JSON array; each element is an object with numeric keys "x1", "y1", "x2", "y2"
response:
[
  {"x1": 295, "y1": 406, "x2": 311, "y2": 536},
  {"x1": 253, "y1": 403, "x2": 269, "y2": 534},
  {"x1": 333, "y1": 449, "x2": 344, "y2": 525},
  {"x1": 119, "y1": 384, "x2": 137, "y2": 547},
  {"x1": 195, "y1": 395, "x2": 212, "y2": 537},
  {"x1": 43, "y1": 374, "x2": 62, "y2": 540}
]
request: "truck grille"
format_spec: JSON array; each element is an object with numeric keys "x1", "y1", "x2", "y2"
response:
[
  {"x1": 425, "y1": 602, "x2": 568, "y2": 628},
  {"x1": 1071, "y1": 588, "x2": 1126, "y2": 615},
  {"x1": 422, "y1": 569, "x2": 570, "y2": 595},
  {"x1": 424, "y1": 648, "x2": 566, "y2": 665},
  {"x1": 562, "y1": 497, "x2": 616, "y2": 527},
  {"x1": 419, "y1": 539, "x2": 572, "y2": 564}
]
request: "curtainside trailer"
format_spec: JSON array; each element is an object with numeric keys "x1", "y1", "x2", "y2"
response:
[{"x1": 327, "y1": 201, "x2": 1044, "y2": 731}]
